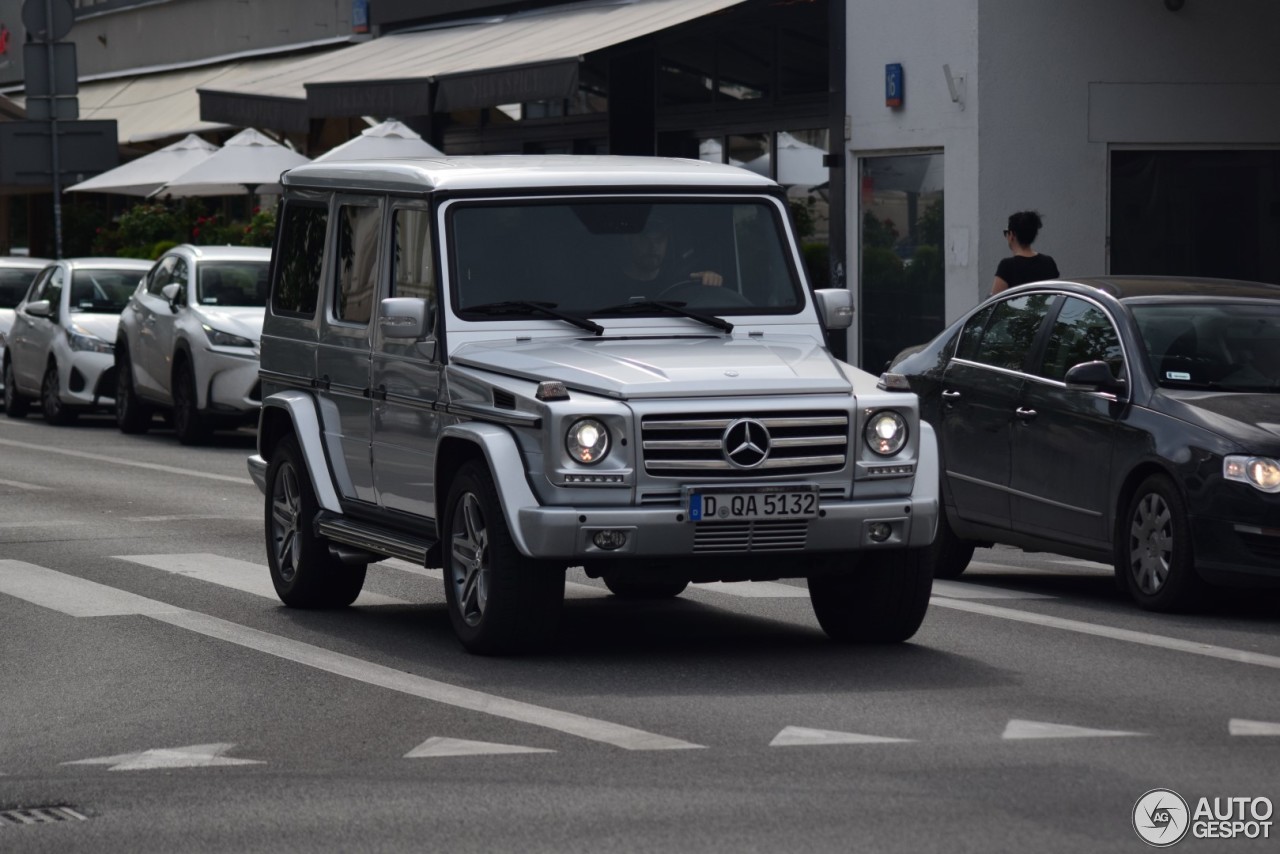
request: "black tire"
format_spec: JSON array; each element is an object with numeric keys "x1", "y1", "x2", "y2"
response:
[
  {"x1": 808, "y1": 548, "x2": 934, "y2": 643},
  {"x1": 172, "y1": 361, "x2": 211, "y2": 445},
  {"x1": 602, "y1": 574, "x2": 689, "y2": 600},
  {"x1": 41, "y1": 363, "x2": 77, "y2": 425},
  {"x1": 1116, "y1": 474, "x2": 1204, "y2": 612},
  {"x1": 3, "y1": 359, "x2": 29, "y2": 419},
  {"x1": 925, "y1": 507, "x2": 976, "y2": 580},
  {"x1": 443, "y1": 460, "x2": 565, "y2": 655},
  {"x1": 264, "y1": 434, "x2": 366, "y2": 608},
  {"x1": 114, "y1": 346, "x2": 153, "y2": 434}
]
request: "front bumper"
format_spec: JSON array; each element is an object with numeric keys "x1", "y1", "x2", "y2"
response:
[
  {"x1": 196, "y1": 347, "x2": 261, "y2": 414},
  {"x1": 514, "y1": 495, "x2": 937, "y2": 561},
  {"x1": 61, "y1": 350, "x2": 115, "y2": 408}
]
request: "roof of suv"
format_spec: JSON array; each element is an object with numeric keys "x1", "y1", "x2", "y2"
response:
[{"x1": 280, "y1": 154, "x2": 778, "y2": 193}]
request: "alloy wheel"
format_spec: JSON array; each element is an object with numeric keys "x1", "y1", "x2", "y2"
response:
[
  {"x1": 449, "y1": 492, "x2": 490, "y2": 628},
  {"x1": 270, "y1": 461, "x2": 302, "y2": 583},
  {"x1": 1128, "y1": 492, "x2": 1173, "y2": 595}
]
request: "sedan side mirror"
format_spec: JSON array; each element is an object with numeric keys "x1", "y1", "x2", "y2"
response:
[
  {"x1": 1065, "y1": 360, "x2": 1125, "y2": 394},
  {"x1": 813, "y1": 288, "x2": 854, "y2": 330},
  {"x1": 24, "y1": 299, "x2": 51, "y2": 318},
  {"x1": 160, "y1": 282, "x2": 183, "y2": 311}
]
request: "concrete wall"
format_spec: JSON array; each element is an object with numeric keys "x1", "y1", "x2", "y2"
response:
[
  {"x1": 846, "y1": 0, "x2": 1280, "y2": 360},
  {"x1": 69, "y1": 0, "x2": 355, "y2": 77}
]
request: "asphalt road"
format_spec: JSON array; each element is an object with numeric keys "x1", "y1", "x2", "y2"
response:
[{"x1": 1, "y1": 413, "x2": 1277, "y2": 853}]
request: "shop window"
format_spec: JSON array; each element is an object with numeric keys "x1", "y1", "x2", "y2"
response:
[
  {"x1": 859, "y1": 153, "x2": 945, "y2": 371},
  {"x1": 717, "y1": 26, "x2": 770, "y2": 102},
  {"x1": 659, "y1": 37, "x2": 716, "y2": 106}
]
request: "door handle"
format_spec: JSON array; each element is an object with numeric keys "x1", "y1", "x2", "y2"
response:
[
  {"x1": 313, "y1": 375, "x2": 331, "y2": 391},
  {"x1": 1014, "y1": 407, "x2": 1037, "y2": 421},
  {"x1": 941, "y1": 390, "x2": 961, "y2": 400},
  {"x1": 375, "y1": 384, "x2": 387, "y2": 401}
]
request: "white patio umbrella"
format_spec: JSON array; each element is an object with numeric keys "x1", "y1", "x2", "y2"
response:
[
  {"x1": 151, "y1": 128, "x2": 310, "y2": 198},
  {"x1": 65, "y1": 134, "x2": 219, "y2": 197},
  {"x1": 313, "y1": 119, "x2": 444, "y2": 162}
]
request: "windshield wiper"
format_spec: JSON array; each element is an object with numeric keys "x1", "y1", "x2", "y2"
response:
[
  {"x1": 591, "y1": 300, "x2": 734, "y2": 333},
  {"x1": 465, "y1": 300, "x2": 603, "y2": 336}
]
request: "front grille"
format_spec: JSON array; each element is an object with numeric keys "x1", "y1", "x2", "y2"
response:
[
  {"x1": 1240, "y1": 532, "x2": 1280, "y2": 562},
  {"x1": 642, "y1": 411, "x2": 848, "y2": 478},
  {"x1": 693, "y1": 519, "x2": 810, "y2": 553}
]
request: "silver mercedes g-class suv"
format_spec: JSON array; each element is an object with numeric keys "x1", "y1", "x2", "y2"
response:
[{"x1": 249, "y1": 155, "x2": 939, "y2": 655}]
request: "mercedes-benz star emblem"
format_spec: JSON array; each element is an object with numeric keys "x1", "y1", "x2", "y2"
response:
[{"x1": 723, "y1": 418, "x2": 771, "y2": 468}]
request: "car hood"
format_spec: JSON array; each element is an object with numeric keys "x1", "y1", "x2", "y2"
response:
[
  {"x1": 1155, "y1": 390, "x2": 1280, "y2": 448},
  {"x1": 451, "y1": 335, "x2": 852, "y2": 399},
  {"x1": 66, "y1": 312, "x2": 121, "y2": 341},
  {"x1": 197, "y1": 307, "x2": 264, "y2": 341}
]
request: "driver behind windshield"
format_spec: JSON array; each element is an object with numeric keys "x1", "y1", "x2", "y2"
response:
[{"x1": 607, "y1": 214, "x2": 722, "y2": 304}]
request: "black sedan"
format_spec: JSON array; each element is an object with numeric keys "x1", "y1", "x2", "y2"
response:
[{"x1": 887, "y1": 276, "x2": 1280, "y2": 611}]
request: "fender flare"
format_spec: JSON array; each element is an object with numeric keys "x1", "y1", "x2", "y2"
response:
[
  {"x1": 908, "y1": 420, "x2": 941, "y2": 548},
  {"x1": 258, "y1": 390, "x2": 342, "y2": 513},
  {"x1": 437, "y1": 421, "x2": 540, "y2": 556}
]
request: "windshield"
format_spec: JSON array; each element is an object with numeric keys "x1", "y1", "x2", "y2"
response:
[
  {"x1": 449, "y1": 199, "x2": 803, "y2": 321},
  {"x1": 69, "y1": 269, "x2": 143, "y2": 314},
  {"x1": 1131, "y1": 302, "x2": 1280, "y2": 392},
  {"x1": 0, "y1": 268, "x2": 41, "y2": 309},
  {"x1": 198, "y1": 260, "x2": 269, "y2": 307}
]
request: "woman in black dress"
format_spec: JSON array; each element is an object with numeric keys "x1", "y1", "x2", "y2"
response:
[{"x1": 992, "y1": 210, "x2": 1058, "y2": 295}]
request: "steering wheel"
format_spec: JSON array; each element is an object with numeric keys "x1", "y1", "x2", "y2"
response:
[{"x1": 655, "y1": 279, "x2": 753, "y2": 308}]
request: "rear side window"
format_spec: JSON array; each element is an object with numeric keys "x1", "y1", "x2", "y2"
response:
[
  {"x1": 334, "y1": 204, "x2": 380, "y2": 324},
  {"x1": 1036, "y1": 297, "x2": 1123, "y2": 381},
  {"x1": 272, "y1": 202, "x2": 328, "y2": 316},
  {"x1": 969, "y1": 293, "x2": 1055, "y2": 372}
]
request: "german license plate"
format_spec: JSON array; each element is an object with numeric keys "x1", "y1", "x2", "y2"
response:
[{"x1": 688, "y1": 486, "x2": 819, "y2": 522}]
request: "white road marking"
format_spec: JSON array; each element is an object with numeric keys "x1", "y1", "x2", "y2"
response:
[
  {"x1": 696, "y1": 580, "x2": 809, "y2": 598},
  {"x1": 386, "y1": 558, "x2": 605, "y2": 598},
  {"x1": 405, "y1": 737, "x2": 553, "y2": 758},
  {"x1": 1002, "y1": 719, "x2": 1142, "y2": 740},
  {"x1": 0, "y1": 478, "x2": 51, "y2": 491},
  {"x1": 123, "y1": 515, "x2": 259, "y2": 523},
  {"x1": 0, "y1": 561, "x2": 701, "y2": 752},
  {"x1": 115, "y1": 553, "x2": 405, "y2": 607},
  {"x1": 769, "y1": 726, "x2": 911, "y2": 747},
  {"x1": 930, "y1": 597, "x2": 1280, "y2": 670},
  {"x1": 1229, "y1": 719, "x2": 1280, "y2": 736},
  {"x1": 64, "y1": 743, "x2": 264, "y2": 771},
  {"x1": 931, "y1": 580, "x2": 1053, "y2": 600},
  {"x1": 0, "y1": 520, "x2": 84, "y2": 529},
  {"x1": 1049, "y1": 558, "x2": 1114, "y2": 571},
  {"x1": 0, "y1": 436, "x2": 251, "y2": 484}
]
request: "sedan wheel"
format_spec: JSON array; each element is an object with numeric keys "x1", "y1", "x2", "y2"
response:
[
  {"x1": 1117, "y1": 474, "x2": 1204, "y2": 612},
  {"x1": 41, "y1": 363, "x2": 77, "y2": 425},
  {"x1": 3, "y1": 360, "x2": 29, "y2": 419},
  {"x1": 172, "y1": 363, "x2": 211, "y2": 445}
]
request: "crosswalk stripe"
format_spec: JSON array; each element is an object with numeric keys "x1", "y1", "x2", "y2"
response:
[
  {"x1": 931, "y1": 580, "x2": 1053, "y2": 600},
  {"x1": 115, "y1": 553, "x2": 405, "y2": 607},
  {"x1": 0, "y1": 560, "x2": 702, "y2": 752}
]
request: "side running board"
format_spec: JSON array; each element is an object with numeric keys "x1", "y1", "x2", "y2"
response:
[{"x1": 316, "y1": 514, "x2": 438, "y2": 566}]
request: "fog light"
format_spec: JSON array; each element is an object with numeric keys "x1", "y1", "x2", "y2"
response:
[
  {"x1": 592, "y1": 530, "x2": 628, "y2": 550},
  {"x1": 868, "y1": 522, "x2": 892, "y2": 542}
]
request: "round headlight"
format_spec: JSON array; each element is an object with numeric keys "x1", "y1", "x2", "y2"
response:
[
  {"x1": 566, "y1": 418, "x2": 610, "y2": 464},
  {"x1": 865, "y1": 410, "x2": 907, "y2": 456},
  {"x1": 1248, "y1": 458, "x2": 1280, "y2": 491}
]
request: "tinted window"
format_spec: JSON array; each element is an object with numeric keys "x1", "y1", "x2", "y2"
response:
[
  {"x1": 1131, "y1": 301, "x2": 1280, "y2": 392},
  {"x1": 272, "y1": 202, "x2": 328, "y2": 316},
  {"x1": 955, "y1": 306, "x2": 994, "y2": 361},
  {"x1": 0, "y1": 267, "x2": 42, "y2": 308},
  {"x1": 334, "y1": 204, "x2": 380, "y2": 324},
  {"x1": 69, "y1": 268, "x2": 140, "y2": 313},
  {"x1": 969, "y1": 293, "x2": 1054, "y2": 372},
  {"x1": 146, "y1": 257, "x2": 175, "y2": 296},
  {"x1": 1037, "y1": 297, "x2": 1124, "y2": 381},
  {"x1": 392, "y1": 209, "x2": 434, "y2": 301},
  {"x1": 199, "y1": 261, "x2": 269, "y2": 307}
]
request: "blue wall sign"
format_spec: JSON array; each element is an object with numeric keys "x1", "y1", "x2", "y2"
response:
[{"x1": 885, "y1": 63, "x2": 903, "y2": 108}]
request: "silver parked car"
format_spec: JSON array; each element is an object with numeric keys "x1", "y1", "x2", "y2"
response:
[
  {"x1": 115, "y1": 244, "x2": 270, "y2": 443},
  {"x1": 0, "y1": 255, "x2": 52, "y2": 396},
  {"x1": 3, "y1": 257, "x2": 152, "y2": 424},
  {"x1": 248, "y1": 155, "x2": 941, "y2": 655}
]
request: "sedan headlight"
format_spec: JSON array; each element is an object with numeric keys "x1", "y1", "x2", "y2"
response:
[
  {"x1": 865, "y1": 410, "x2": 908, "y2": 456},
  {"x1": 65, "y1": 325, "x2": 114, "y2": 353},
  {"x1": 566, "y1": 418, "x2": 609, "y2": 464},
  {"x1": 1224, "y1": 455, "x2": 1280, "y2": 493},
  {"x1": 202, "y1": 323, "x2": 254, "y2": 348}
]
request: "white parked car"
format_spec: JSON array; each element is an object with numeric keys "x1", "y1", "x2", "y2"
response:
[
  {"x1": 115, "y1": 244, "x2": 270, "y2": 443},
  {"x1": 3, "y1": 257, "x2": 152, "y2": 424},
  {"x1": 0, "y1": 255, "x2": 52, "y2": 397}
]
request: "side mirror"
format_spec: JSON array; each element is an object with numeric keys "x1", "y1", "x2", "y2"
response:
[
  {"x1": 24, "y1": 299, "x2": 51, "y2": 318},
  {"x1": 378, "y1": 297, "x2": 428, "y2": 340},
  {"x1": 1064, "y1": 360, "x2": 1125, "y2": 394},
  {"x1": 813, "y1": 288, "x2": 854, "y2": 330},
  {"x1": 161, "y1": 282, "x2": 183, "y2": 311}
]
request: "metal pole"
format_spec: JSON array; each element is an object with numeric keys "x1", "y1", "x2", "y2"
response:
[{"x1": 45, "y1": 0, "x2": 63, "y2": 259}]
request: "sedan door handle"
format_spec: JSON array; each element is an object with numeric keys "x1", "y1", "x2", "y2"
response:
[
  {"x1": 1014, "y1": 407, "x2": 1037, "y2": 421},
  {"x1": 941, "y1": 390, "x2": 961, "y2": 400}
]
